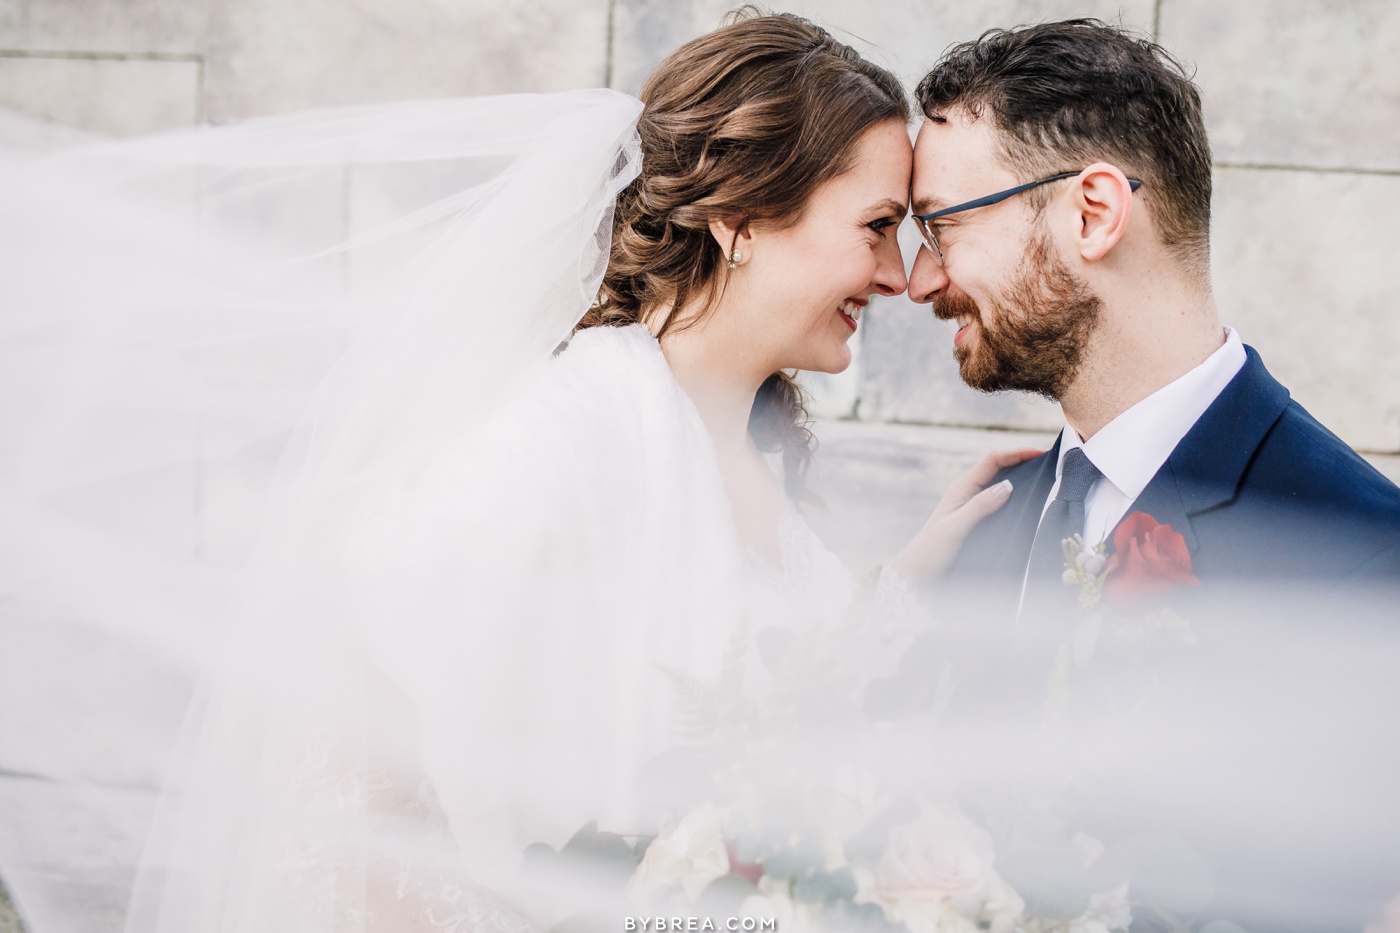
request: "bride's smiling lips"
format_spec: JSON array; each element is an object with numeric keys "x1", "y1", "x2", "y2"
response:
[{"x1": 838, "y1": 297, "x2": 867, "y2": 332}]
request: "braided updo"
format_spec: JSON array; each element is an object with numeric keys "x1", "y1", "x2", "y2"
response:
[{"x1": 578, "y1": 11, "x2": 910, "y2": 498}]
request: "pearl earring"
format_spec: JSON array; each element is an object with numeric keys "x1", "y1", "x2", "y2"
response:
[{"x1": 727, "y1": 249, "x2": 742, "y2": 270}]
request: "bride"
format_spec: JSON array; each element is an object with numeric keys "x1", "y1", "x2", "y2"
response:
[{"x1": 0, "y1": 11, "x2": 1035, "y2": 931}]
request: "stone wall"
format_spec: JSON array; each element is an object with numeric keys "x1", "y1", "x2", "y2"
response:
[{"x1": 3, "y1": 0, "x2": 1396, "y2": 452}]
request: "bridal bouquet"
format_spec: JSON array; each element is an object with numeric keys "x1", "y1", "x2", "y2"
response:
[
  {"x1": 622, "y1": 800, "x2": 1133, "y2": 933},
  {"x1": 527, "y1": 579, "x2": 1139, "y2": 933}
]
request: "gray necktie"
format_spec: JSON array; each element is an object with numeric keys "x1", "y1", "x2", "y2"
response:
[{"x1": 1027, "y1": 447, "x2": 1103, "y2": 582}]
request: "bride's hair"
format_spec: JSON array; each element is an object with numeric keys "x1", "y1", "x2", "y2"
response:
[{"x1": 580, "y1": 11, "x2": 910, "y2": 499}]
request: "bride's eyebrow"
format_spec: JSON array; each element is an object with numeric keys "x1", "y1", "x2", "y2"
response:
[{"x1": 867, "y1": 198, "x2": 907, "y2": 220}]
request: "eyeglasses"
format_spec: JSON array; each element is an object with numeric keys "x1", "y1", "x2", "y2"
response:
[{"x1": 912, "y1": 171, "x2": 1143, "y2": 264}]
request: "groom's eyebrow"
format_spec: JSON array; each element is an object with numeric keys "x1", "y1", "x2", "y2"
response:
[{"x1": 911, "y1": 195, "x2": 949, "y2": 215}]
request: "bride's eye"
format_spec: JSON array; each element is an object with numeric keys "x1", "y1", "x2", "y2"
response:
[{"x1": 866, "y1": 217, "x2": 897, "y2": 235}]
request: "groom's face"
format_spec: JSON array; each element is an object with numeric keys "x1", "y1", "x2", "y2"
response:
[{"x1": 908, "y1": 111, "x2": 1101, "y2": 401}]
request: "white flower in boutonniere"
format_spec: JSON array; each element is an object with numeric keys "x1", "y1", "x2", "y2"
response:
[
  {"x1": 855, "y1": 805, "x2": 1024, "y2": 933},
  {"x1": 627, "y1": 804, "x2": 730, "y2": 906},
  {"x1": 1060, "y1": 533, "x2": 1110, "y2": 607}
]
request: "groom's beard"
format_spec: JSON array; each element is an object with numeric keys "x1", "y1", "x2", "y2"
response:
[{"x1": 935, "y1": 226, "x2": 1102, "y2": 401}]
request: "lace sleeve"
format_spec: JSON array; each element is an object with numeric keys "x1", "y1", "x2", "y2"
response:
[
  {"x1": 872, "y1": 565, "x2": 917, "y2": 624},
  {"x1": 275, "y1": 676, "x2": 543, "y2": 933}
]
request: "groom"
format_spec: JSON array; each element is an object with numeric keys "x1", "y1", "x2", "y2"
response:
[
  {"x1": 901, "y1": 21, "x2": 1400, "y2": 929},
  {"x1": 907, "y1": 20, "x2": 1400, "y2": 613}
]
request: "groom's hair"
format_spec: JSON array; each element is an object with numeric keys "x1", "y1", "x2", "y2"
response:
[{"x1": 916, "y1": 20, "x2": 1212, "y2": 278}]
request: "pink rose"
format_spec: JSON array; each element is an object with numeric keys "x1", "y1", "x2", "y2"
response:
[{"x1": 862, "y1": 808, "x2": 1022, "y2": 933}]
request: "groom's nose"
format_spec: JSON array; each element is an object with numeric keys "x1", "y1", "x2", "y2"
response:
[{"x1": 908, "y1": 242, "x2": 950, "y2": 305}]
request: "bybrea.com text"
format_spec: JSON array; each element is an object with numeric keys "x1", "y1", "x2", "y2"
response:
[{"x1": 624, "y1": 919, "x2": 777, "y2": 931}]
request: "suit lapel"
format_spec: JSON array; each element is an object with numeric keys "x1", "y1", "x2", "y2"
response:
[
  {"x1": 1123, "y1": 459, "x2": 1199, "y2": 552},
  {"x1": 950, "y1": 433, "x2": 1061, "y2": 578},
  {"x1": 1110, "y1": 345, "x2": 1292, "y2": 549},
  {"x1": 998, "y1": 434, "x2": 1061, "y2": 570}
]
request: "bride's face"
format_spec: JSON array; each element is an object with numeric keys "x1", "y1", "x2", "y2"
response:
[{"x1": 740, "y1": 119, "x2": 912, "y2": 374}]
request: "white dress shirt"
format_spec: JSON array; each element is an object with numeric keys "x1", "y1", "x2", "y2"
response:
[{"x1": 1038, "y1": 326, "x2": 1248, "y2": 551}]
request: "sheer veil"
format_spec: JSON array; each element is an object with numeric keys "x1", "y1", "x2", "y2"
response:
[
  {"x1": 0, "y1": 90, "x2": 743, "y2": 930},
  {"x1": 14, "y1": 80, "x2": 1400, "y2": 933}
]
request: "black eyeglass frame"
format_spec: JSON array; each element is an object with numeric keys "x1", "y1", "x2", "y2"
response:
[{"x1": 912, "y1": 171, "x2": 1143, "y2": 263}]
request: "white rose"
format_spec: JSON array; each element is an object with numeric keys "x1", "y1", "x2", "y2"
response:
[
  {"x1": 627, "y1": 805, "x2": 730, "y2": 906},
  {"x1": 861, "y1": 807, "x2": 1014, "y2": 933},
  {"x1": 981, "y1": 875, "x2": 1026, "y2": 933},
  {"x1": 1068, "y1": 883, "x2": 1133, "y2": 933}
]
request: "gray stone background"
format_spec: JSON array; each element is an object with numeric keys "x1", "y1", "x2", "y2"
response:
[
  {"x1": 6, "y1": 0, "x2": 1395, "y2": 563},
  {"x1": 0, "y1": 3, "x2": 1398, "y2": 925},
  {"x1": 2, "y1": 0, "x2": 1397, "y2": 455},
  {"x1": 1, "y1": 0, "x2": 1397, "y2": 477}
]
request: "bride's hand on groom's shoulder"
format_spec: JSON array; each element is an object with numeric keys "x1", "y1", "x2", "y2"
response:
[{"x1": 888, "y1": 447, "x2": 1044, "y2": 584}]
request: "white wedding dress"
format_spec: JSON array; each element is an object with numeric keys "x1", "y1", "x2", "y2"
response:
[{"x1": 0, "y1": 90, "x2": 879, "y2": 932}]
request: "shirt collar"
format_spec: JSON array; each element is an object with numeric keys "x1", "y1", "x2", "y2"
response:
[{"x1": 1055, "y1": 327, "x2": 1247, "y2": 500}]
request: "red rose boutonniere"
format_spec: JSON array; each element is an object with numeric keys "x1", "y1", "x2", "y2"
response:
[
  {"x1": 1050, "y1": 513, "x2": 1201, "y2": 724},
  {"x1": 1051, "y1": 513, "x2": 1200, "y2": 723},
  {"x1": 1060, "y1": 512, "x2": 1200, "y2": 610},
  {"x1": 1102, "y1": 511, "x2": 1199, "y2": 610}
]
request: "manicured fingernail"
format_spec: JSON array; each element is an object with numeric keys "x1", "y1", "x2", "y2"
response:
[{"x1": 995, "y1": 479, "x2": 1013, "y2": 495}]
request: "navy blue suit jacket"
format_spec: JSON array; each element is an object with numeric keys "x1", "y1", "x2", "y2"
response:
[
  {"x1": 936, "y1": 348, "x2": 1400, "y2": 927},
  {"x1": 949, "y1": 346, "x2": 1400, "y2": 608}
]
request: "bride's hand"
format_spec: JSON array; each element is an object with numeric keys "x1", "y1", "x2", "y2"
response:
[{"x1": 887, "y1": 447, "x2": 1044, "y2": 584}]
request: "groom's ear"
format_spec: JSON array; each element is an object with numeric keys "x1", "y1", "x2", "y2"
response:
[
  {"x1": 708, "y1": 216, "x2": 754, "y2": 265},
  {"x1": 1071, "y1": 163, "x2": 1134, "y2": 262}
]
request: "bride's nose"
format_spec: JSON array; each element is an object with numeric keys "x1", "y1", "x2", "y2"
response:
[{"x1": 870, "y1": 234, "x2": 908, "y2": 297}]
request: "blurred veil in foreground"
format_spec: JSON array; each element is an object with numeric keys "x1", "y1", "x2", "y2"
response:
[
  {"x1": 1, "y1": 93, "x2": 1399, "y2": 933},
  {"x1": 0, "y1": 90, "x2": 736, "y2": 930}
]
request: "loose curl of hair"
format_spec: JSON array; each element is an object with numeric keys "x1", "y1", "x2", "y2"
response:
[{"x1": 578, "y1": 10, "x2": 910, "y2": 500}]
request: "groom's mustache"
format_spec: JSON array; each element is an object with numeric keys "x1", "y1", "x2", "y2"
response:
[{"x1": 932, "y1": 291, "x2": 980, "y2": 322}]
